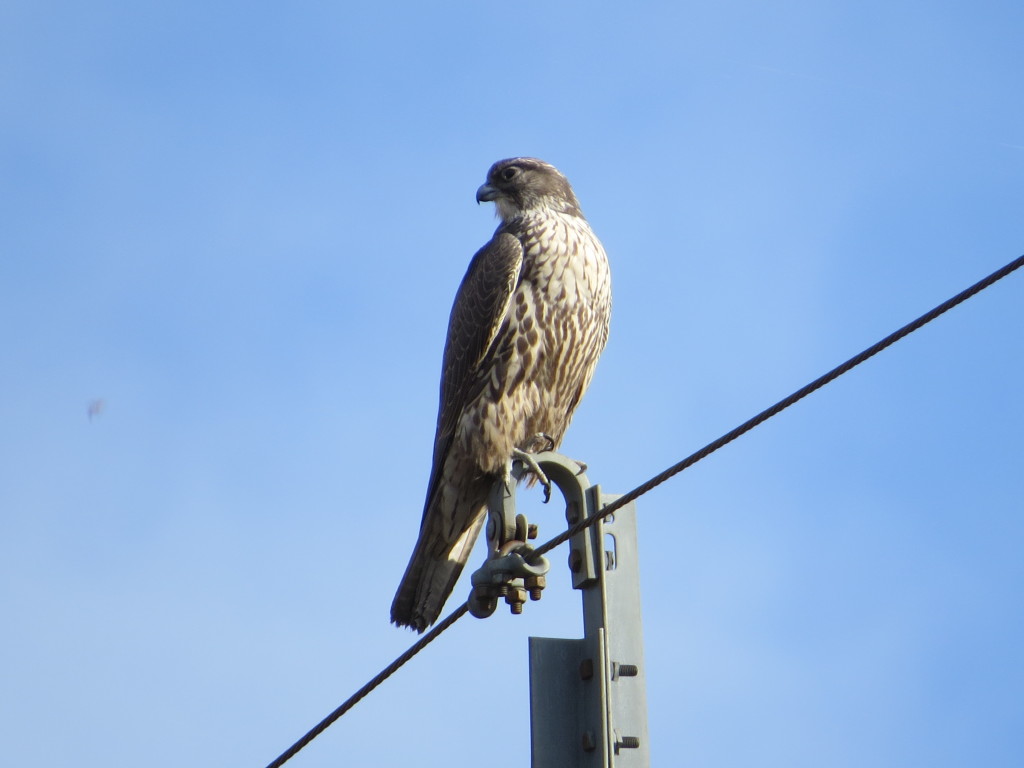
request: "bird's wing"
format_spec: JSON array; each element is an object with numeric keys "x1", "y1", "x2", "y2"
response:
[{"x1": 422, "y1": 231, "x2": 524, "y2": 519}]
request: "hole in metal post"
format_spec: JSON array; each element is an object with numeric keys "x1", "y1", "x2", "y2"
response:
[{"x1": 604, "y1": 532, "x2": 617, "y2": 570}]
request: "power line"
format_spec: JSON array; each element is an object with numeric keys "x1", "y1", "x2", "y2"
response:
[
  {"x1": 533, "y1": 251, "x2": 1024, "y2": 559},
  {"x1": 264, "y1": 252, "x2": 1024, "y2": 767},
  {"x1": 265, "y1": 604, "x2": 468, "y2": 768}
]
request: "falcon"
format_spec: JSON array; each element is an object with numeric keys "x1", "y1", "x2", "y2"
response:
[{"x1": 391, "y1": 158, "x2": 612, "y2": 632}]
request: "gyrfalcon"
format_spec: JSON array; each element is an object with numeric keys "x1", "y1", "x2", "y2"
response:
[{"x1": 391, "y1": 157, "x2": 612, "y2": 632}]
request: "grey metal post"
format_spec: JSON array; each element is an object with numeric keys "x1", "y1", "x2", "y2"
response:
[{"x1": 524, "y1": 453, "x2": 650, "y2": 768}]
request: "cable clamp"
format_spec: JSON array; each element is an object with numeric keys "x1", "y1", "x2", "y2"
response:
[{"x1": 468, "y1": 540, "x2": 549, "y2": 619}]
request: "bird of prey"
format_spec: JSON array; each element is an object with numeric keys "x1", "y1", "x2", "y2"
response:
[{"x1": 390, "y1": 158, "x2": 612, "y2": 632}]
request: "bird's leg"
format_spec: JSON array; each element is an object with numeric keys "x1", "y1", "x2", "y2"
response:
[{"x1": 511, "y1": 446, "x2": 552, "y2": 503}]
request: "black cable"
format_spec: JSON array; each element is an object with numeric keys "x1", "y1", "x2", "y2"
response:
[
  {"x1": 264, "y1": 603, "x2": 469, "y2": 768},
  {"x1": 264, "y1": 252, "x2": 1024, "y2": 767},
  {"x1": 533, "y1": 253, "x2": 1024, "y2": 558}
]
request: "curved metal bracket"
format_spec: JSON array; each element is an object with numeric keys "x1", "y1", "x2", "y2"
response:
[{"x1": 467, "y1": 452, "x2": 589, "y2": 619}]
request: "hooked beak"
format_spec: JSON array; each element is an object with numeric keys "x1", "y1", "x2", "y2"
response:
[{"x1": 476, "y1": 183, "x2": 499, "y2": 204}]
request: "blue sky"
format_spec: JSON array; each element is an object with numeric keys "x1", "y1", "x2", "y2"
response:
[{"x1": 2, "y1": 2, "x2": 1023, "y2": 766}]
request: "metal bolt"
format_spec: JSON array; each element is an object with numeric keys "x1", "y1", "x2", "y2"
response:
[
  {"x1": 579, "y1": 658, "x2": 594, "y2": 680},
  {"x1": 492, "y1": 571, "x2": 510, "y2": 597},
  {"x1": 505, "y1": 586, "x2": 527, "y2": 614},
  {"x1": 616, "y1": 736, "x2": 640, "y2": 750},
  {"x1": 581, "y1": 731, "x2": 596, "y2": 752},
  {"x1": 566, "y1": 501, "x2": 580, "y2": 524},
  {"x1": 617, "y1": 663, "x2": 639, "y2": 677},
  {"x1": 568, "y1": 549, "x2": 582, "y2": 573},
  {"x1": 525, "y1": 574, "x2": 546, "y2": 600}
]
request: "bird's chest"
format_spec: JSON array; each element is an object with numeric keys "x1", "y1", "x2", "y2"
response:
[
  {"x1": 519, "y1": 217, "x2": 607, "y2": 312},
  {"x1": 496, "y1": 222, "x2": 609, "y2": 386}
]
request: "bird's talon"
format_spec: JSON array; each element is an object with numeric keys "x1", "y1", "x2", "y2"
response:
[{"x1": 511, "y1": 447, "x2": 553, "y2": 502}]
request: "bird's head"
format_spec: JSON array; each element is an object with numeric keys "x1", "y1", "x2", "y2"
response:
[{"x1": 476, "y1": 158, "x2": 583, "y2": 222}]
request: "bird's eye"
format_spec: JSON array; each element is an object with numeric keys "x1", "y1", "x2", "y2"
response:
[{"x1": 501, "y1": 167, "x2": 519, "y2": 181}]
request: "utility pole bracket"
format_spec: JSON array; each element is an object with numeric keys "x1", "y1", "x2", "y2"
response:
[
  {"x1": 464, "y1": 452, "x2": 650, "y2": 766},
  {"x1": 525, "y1": 455, "x2": 650, "y2": 768}
]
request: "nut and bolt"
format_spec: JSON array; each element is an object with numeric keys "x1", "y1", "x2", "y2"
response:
[
  {"x1": 505, "y1": 586, "x2": 527, "y2": 614},
  {"x1": 492, "y1": 571, "x2": 510, "y2": 597},
  {"x1": 568, "y1": 549, "x2": 582, "y2": 573},
  {"x1": 525, "y1": 574, "x2": 546, "y2": 600}
]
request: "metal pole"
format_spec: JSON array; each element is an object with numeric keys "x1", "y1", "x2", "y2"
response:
[{"x1": 525, "y1": 454, "x2": 650, "y2": 768}]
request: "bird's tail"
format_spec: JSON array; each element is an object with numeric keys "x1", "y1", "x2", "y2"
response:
[{"x1": 390, "y1": 511, "x2": 487, "y2": 632}]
